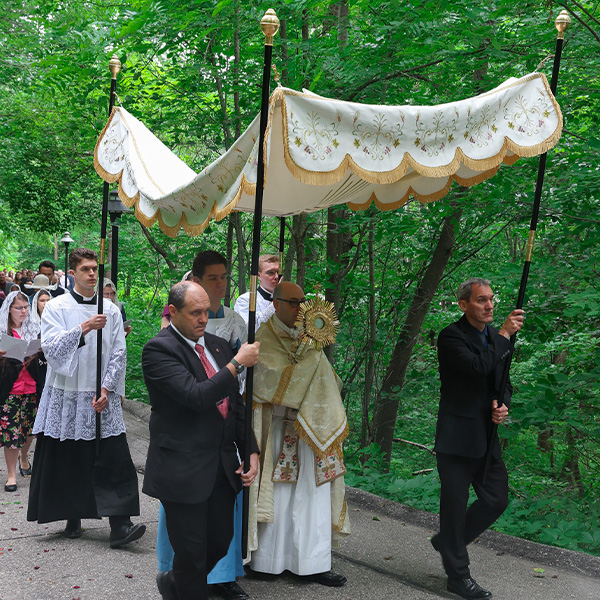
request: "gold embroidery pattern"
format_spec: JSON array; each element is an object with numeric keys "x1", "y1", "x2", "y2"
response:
[
  {"x1": 315, "y1": 448, "x2": 346, "y2": 486},
  {"x1": 291, "y1": 109, "x2": 341, "y2": 161},
  {"x1": 352, "y1": 110, "x2": 405, "y2": 160},
  {"x1": 414, "y1": 109, "x2": 458, "y2": 157},
  {"x1": 464, "y1": 104, "x2": 498, "y2": 147},
  {"x1": 503, "y1": 89, "x2": 553, "y2": 137},
  {"x1": 272, "y1": 421, "x2": 299, "y2": 484}
]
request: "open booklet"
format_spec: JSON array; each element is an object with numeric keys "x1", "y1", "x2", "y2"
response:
[{"x1": 0, "y1": 334, "x2": 42, "y2": 361}]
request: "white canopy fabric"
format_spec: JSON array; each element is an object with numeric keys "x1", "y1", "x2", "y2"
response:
[{"x1": 94, "y1": 72, "x2": 562, "y2": 237}]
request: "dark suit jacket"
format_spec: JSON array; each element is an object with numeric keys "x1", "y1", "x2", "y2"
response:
[
  {"x1": 141, "y1": 326, "x2": 258, "y2": 504},
  {"x1": 435, "y1": 315, "x2": 514, "y2": 459}
]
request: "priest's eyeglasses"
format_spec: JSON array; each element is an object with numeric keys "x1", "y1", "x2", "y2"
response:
[{"x1": 275, "y1": 297, "x2": 306, "y2": 308}]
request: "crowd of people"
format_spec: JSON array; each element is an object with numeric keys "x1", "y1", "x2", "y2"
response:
[
  {"x1": 0, "y1": 262, "x2": 75, "y2": 307},
  {"x1": 0, "y1": 248, "x2": 524, "y2": 600}
]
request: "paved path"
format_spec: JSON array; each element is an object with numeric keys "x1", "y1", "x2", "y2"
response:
[{"x1": 1, "y1": 399, "x2": 599, "y2": 600}]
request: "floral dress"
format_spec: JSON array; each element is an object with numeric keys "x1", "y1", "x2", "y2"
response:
[{"x1": 0, "y1": 333, "x2": 40, "y2": 449}]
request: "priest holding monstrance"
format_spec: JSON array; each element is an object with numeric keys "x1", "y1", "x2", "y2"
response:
[{"x1": 248, "y1": 281, "x2": 350, "y2": 586}]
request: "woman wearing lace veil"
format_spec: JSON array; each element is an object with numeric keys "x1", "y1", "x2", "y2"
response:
[
  {"x1": 30, "y1": 289, "x2": 52, "y2": 327},
  {"x1": 0, "y1": 291, "x2": 44, "y2": 492},
  {"x1": 29, "y1": 289, "x2": 50, "y2": 422}
]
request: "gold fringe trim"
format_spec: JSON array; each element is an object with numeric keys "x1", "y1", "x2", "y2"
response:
[
  {"x1": 94, "y1": 73, "x2": 562, "y2": 237},
  {"x1": 332, "y1": 497, "x2": 348, "y2": 533},
  {"x1": 280, "y1": 72, "x2": 562, "y2": 191},
  {"x1": 293, "y1": 418, "x2": 349, "y2": 460}
]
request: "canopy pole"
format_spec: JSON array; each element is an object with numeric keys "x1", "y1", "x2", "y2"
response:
[
  {"x1": 278, "y1": 217, "x2": 285, "y2": 271},
  {"x1": 95, "y1": 55, "x2": 121, "y2": 455},
  {"x1": 242, "y1": 9, "x2": 280, "y2": 559},
  {"x1": 483, "y1": 10, "x2": 571, "y2": 482}
]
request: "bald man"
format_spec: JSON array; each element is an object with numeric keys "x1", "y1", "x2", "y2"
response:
[
  {"x1": 248, "y1": 282, "x2": 350, "y2": 587},
  {"x1": 142, "y1": 282, "x2": 260, "y2": 600}
]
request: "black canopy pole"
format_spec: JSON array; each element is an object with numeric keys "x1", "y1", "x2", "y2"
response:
[
  {"x1": 95, "y1": 55, "x2": 122, "y2": 455},
  {"x1": 242, "y1": 9, "x2": 280, "y2": 559},
  {"x1": 483, "y1": 11, "x2": 571, "y2": 482},
  {"x1": 278, "y1": 217, "x2": 285, "y2": 272}
]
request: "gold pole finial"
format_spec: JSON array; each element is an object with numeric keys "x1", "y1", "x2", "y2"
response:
[
  {"x1": 261, "y1": 9, "x2": 280, "y2": 46},
  {"x1": 109, "y1": 54, "x2": 122, "y2": 79},
  {"x1": 555, "y1": 9, "x2": 571, "y2": 39}
]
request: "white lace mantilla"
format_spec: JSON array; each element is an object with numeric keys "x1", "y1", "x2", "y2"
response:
[{"x1": 33, "y1": 386, "x2": 126, "y2": 441}]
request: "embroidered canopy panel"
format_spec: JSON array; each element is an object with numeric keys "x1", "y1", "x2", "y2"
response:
[{"x1": 94, "y1": 72, "x2": 562, "y2": 237}]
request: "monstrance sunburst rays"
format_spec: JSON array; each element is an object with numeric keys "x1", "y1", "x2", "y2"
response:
[{"x1": 295, "y1": 292, "x2": 339, "y2": 350}]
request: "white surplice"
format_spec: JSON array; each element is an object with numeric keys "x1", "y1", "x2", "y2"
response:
[
  {"x1": 206, "y1": 305, "x2": 247, "y2": 351},
  {"x1": 233, "y1": 287, "x2": 275, "y2": 333},
  {"x1": 33, "y1": 293, "x2": 127, "y2": 441}
]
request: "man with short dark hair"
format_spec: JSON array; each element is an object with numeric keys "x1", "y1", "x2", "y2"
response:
[
  {"x1": 233, "y1": 254, "x2": 279, "y2": 331},
  {"x1": 28, "y1": 248, "x2": 145, "y2": 549},
  {"x1": 37, "y1": 260, "x2": 65, "y2": 298},
  {"x1": 431, "y1": 277, "x2": 524, "y2": 599},
  {"x1": 142, "y1": 281, "x2": 260, "y2": 600},
  {"x1": 193, "y1": 250, "x2": 247, "y2": 354}
]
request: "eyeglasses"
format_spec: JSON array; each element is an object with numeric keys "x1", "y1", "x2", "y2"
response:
[
  {"x1": 11, "y1": 305, "x2": 30, "y2": 311},
  {"x1": 275, "y1": 297, "x2": 306, "y2": 308}
]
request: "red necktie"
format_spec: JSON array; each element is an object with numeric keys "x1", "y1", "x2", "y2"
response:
[{"x1": 195, "y1": 343, "x2": 229, "y2": 419}]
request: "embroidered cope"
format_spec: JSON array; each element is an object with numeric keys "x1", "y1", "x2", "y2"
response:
[{"x1": 248, "y1": 315, "x2": 350, "y2": 558}]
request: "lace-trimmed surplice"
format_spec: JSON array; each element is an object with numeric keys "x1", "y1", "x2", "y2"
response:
[{"x1": 33, "y1": 293, "x2": 127, "y2": 441}]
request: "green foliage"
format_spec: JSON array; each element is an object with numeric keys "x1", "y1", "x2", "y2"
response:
[{"x1": 2, "y1": 0, "x2": 600, "y2": 559}]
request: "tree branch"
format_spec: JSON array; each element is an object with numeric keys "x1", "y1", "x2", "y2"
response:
[
  {"x1": 139, "y1": 223, "x2": 176, "y2": 272},
  {"x1": 393, "y1": 437, "x2": 436, "y2": 455},
  {"x1": 558, "y1": 3, "x2": 600, "y2": 43}
]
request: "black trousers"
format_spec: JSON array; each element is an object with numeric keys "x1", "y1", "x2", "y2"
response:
[
  {"x1": 162, "y1": 462, "x2": 236, "y2": 600},
  {"x1": 436, "y1": 452, "x2": 508, "y2": 578}
]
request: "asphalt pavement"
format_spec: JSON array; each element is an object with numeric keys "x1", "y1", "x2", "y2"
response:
[{"x1": 1, "y1": 398, "x2": 599, "y2": 600}]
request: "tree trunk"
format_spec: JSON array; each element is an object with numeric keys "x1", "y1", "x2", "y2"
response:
[
  {"x1": 139, "y1": 223, "x2": 176, "y2": 273},
  {"x1": 232, "y1": 212, "x2": 247, "y2": 295},
  {"x1": 562, "y1": 426, "x2": 584, "y2": 497},
  {"x1": 292, "y1": 213, "x2": 308, "y2": 288},
  {"x1": 362, "y1": 221, "x2": 376, "y2": 448},
  {"x1": 225, "y1": 215, "x2": 235, "y2": 307},
  {"x1": 372, "y1": 204, "x2": 463, "y2": 464},
  {"x1": 280, "y1": 19, "x2": 289, "y2": 86}
]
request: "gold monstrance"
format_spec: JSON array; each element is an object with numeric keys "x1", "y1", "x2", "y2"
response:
[{"x1": 295, "y1": 289, "x2": 339, "y2": 350}]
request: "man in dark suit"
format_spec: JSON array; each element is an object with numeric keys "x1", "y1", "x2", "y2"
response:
[
  {"x1": 142, "y1": 281, "x2": 260, "y2": 600},
  {"x1": 432, "y1": 278, "x2": 524, "y2": 600}
]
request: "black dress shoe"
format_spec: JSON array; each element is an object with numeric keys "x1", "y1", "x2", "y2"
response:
[
  {"x1": 304, "y1": 571, "x2": 347, "y2": 587},
  {"x1": 18, "y1": 456, "x2": 32, "y2": 477},
  {"x1": 156, "y1": 570, "x2": 178, "y2": 600},
  {"x1": 64, "y1": 519, "x2": 83, "y2": 539},
  {"x1": 447, "y1": 577, "x2": 492, "y2": 599},
  {"x1": 4, "y1": 483, "x2": 17, "y2": 492},
  {"x1": 109, "y1": 522, "x2": 146, "y2": 548},
  {"x1": 213, "y1": 580, "x2": 250, "y2": 599}
]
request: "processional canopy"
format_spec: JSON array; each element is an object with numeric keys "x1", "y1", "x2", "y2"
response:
[{"x1": 94, "y1": 73, "x2": 562, "y2": 238}]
